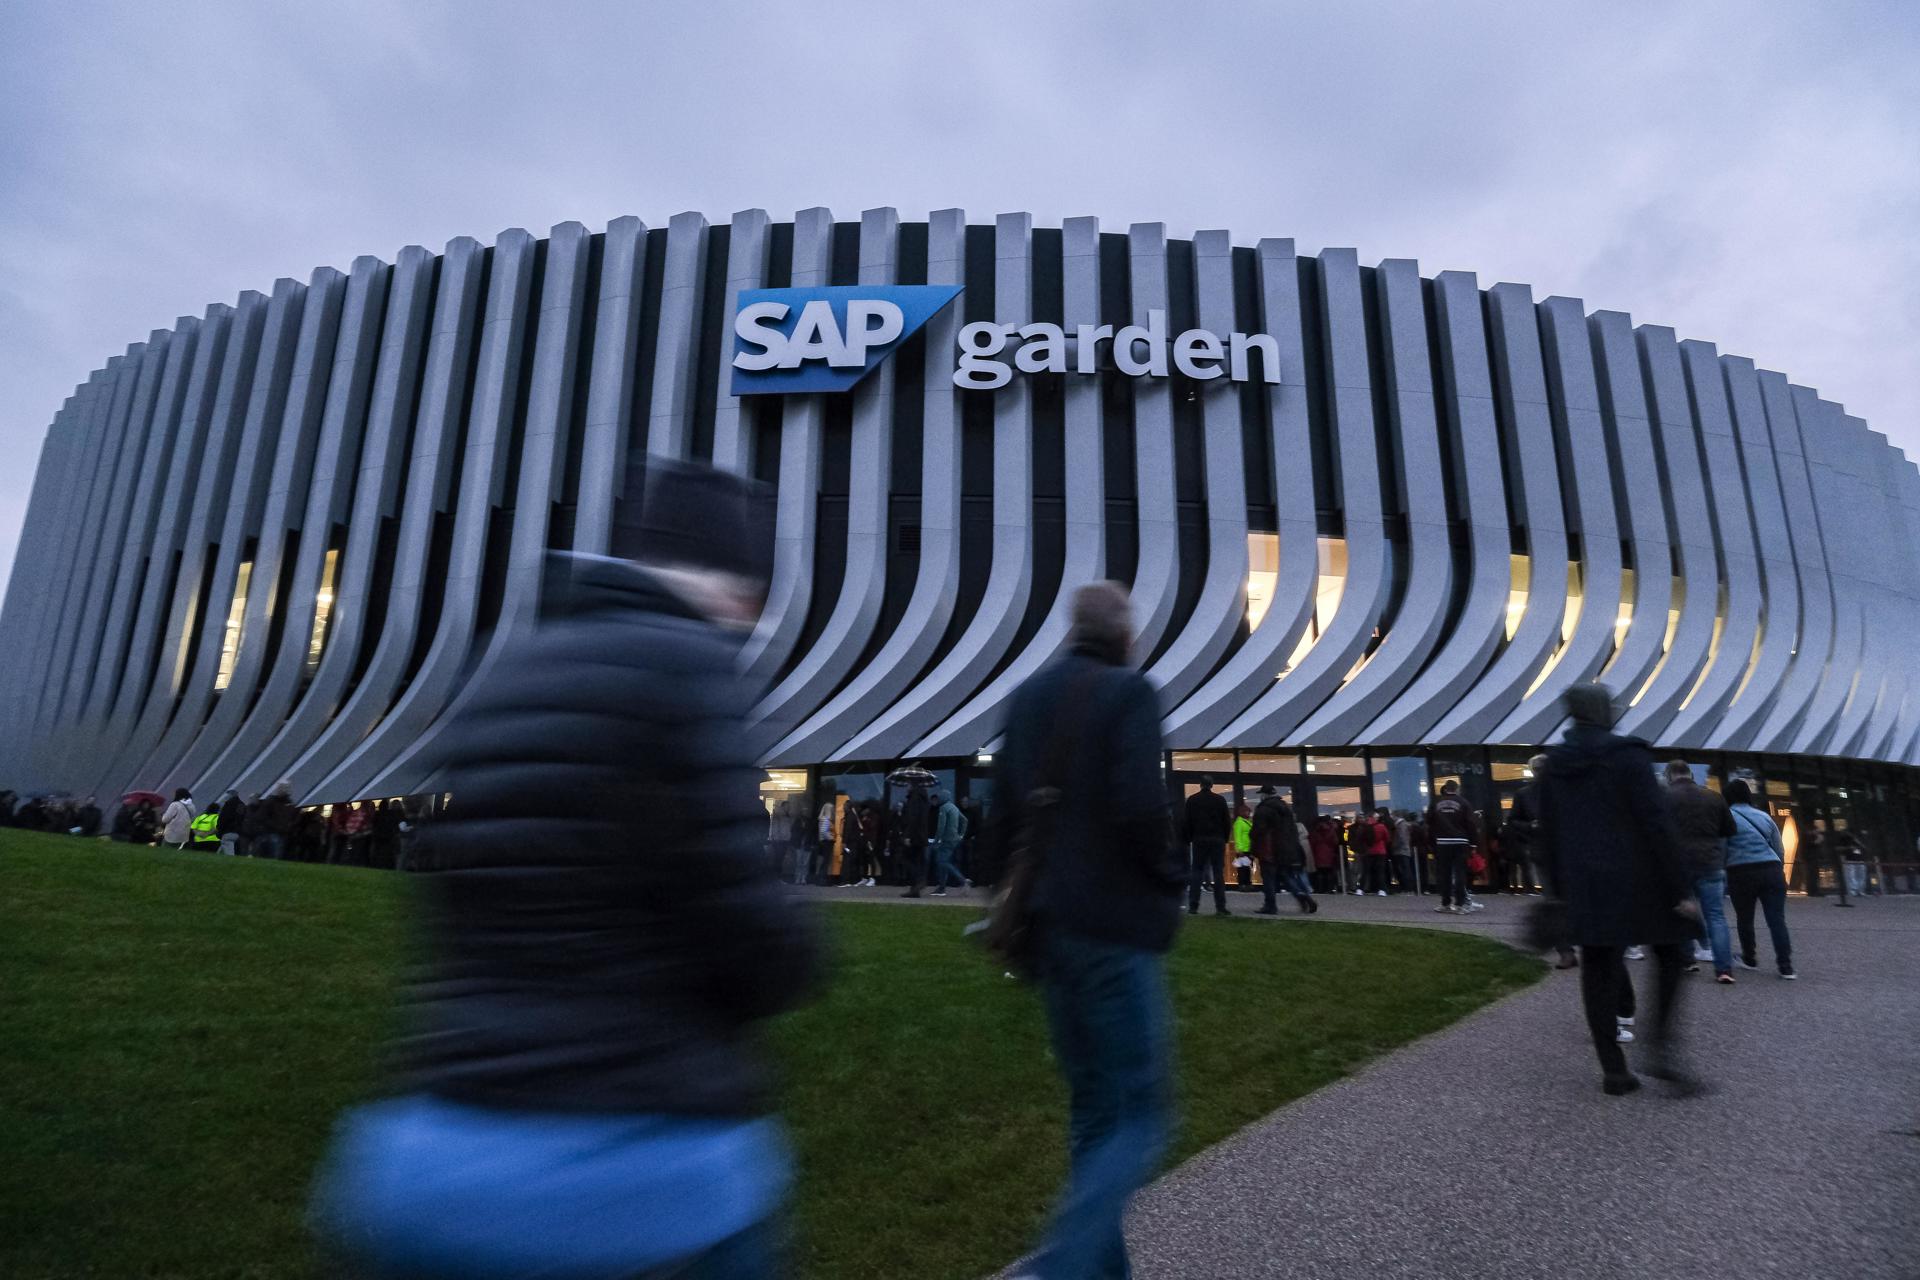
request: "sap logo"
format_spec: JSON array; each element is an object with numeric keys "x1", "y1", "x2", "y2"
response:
[{"x1": 731, "y1": 285, "x2": 963, "y2": 395}]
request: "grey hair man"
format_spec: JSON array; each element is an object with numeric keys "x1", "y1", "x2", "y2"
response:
[{"x1": 991, "y1": 581, "x2": 1181, "y2": 1278}]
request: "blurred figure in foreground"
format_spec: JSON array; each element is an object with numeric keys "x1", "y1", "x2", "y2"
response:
[
  {"x1": 992, "y1": 582, "x2": 1180, "y2": 1280},
  {"x1": 1536, "y1": 683, "x2": 1702, "y2": 1097},
  {"x1": 312, "y1": 461, "x2": 819, "y2": 1279}
]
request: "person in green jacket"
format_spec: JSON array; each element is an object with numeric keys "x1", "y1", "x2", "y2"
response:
[{"x1": 929, "y1": 791, "x2": 970, "y2": 896}]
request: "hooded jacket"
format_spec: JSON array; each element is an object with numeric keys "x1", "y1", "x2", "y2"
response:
[
  {"x1": 1537, "y1": 724, "x2": 1693, "y2": 947},
  {"x1": 1251, "y1": 793, "x2": 1305, "y2": 871},
  {"x1": 399, "y1": 555, "x2": 820, "y2": 1116},
  {"x1": 1666, "y1": 777, "x2": 1735, "y2": 878}
]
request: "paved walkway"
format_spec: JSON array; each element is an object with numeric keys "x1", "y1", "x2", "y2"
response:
[{"x1": 802, "y1": 883, "x2": 1920, "y2": 1278}]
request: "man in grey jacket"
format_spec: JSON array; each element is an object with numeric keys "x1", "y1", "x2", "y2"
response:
[{"x1": 929, "y1": 790, "x2": 970, "y2": 895}]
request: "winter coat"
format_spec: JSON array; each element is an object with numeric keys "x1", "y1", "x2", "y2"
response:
[
  {"x1": 1251, "y1": 795, "x2": 1305, "y2": 871},
  {"x1": 990, "y1": 643, "x2": 1180, "y2": 952},
  {"x1": 1232, "y1": 816, "x2": 1252, "y2": 855},
  {"x1": 259, "y1": 793, "x2": 296, "y2": 836},
  {"x1": 1726, "y1": 803, "x2": 1785, "y2": 867},
  {"x1": 1427, "y1": 795, "x2": 1480, "y2": 845},
  {"x1": 217, "y1": 797, "x2": 247, "y2": 837},
  {"x1": 1308, "y1": 824, "x2": 1339, "y2": 869},
  {"x1": 400, "y1": 555, "x2": 821, "y2": 1117},
  {"x1": 1182, "y1": 788, "x2": 1232, "y2": 846},
  {"x1": 1501, "y1": 787, "x2": 1539, "y2": 858},
  {"x1": 161, "y1": 799, "x2": 194, "y2": 845},
  {"x1": 1667, "y1": 778, "x2": 1735, "y2": 878},
  {"x1": 1537, "y1": 724, "x2": 1694, "y2": 947}
]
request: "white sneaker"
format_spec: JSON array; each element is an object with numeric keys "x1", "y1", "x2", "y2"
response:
[
  {"x1": 1464, "y1": 900, "x2": 1485, "y2": 912},
  {"x1": 1692, "y1": 945, "x2": 1714, "y2": 963},
  {"x1": 1625, "y1": 946, "x2": 1646, "y2": 960},
  {"x1": 1352, "y1": 890, "x2": 1364, "y2": 896},
  {"x1": 1375, "y1": 890, "x2": 1387, "y2": 897},
  {"x1": 1616, "y1": 1026, "x2": 1635, "y2": 1043}
]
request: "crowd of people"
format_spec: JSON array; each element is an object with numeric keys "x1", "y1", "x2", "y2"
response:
[{"x1": 1, "y1": 782, "x2": 420, "y2": 868}]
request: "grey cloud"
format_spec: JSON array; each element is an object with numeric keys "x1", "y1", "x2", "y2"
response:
[{"x1": 2, "y1": 0, "x2": 1915, "y2": 593}]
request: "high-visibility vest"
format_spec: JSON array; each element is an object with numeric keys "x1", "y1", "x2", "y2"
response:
[{"x1": 189, "y1": 810, "x2": 220, "y2": 845}]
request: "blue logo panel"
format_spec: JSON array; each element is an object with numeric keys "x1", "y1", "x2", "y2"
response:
[{"x1": 730, "y1": 284, "x2": 963, "y2": 395}]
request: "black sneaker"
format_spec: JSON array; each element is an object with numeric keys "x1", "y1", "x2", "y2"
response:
[
  {"x1": 1778, "y1": 964, "x2": 1797, "y2": 980},
  {"x1": 1644, "y1": 1050, "x2": 1708, "y2": 1098},
  {"x1": 1602, "y1": 1073, "x2": 1642, "y2": 1097},
  {"x1": 1215, "y1": 907, "x2": 1232, "y2": 917}
]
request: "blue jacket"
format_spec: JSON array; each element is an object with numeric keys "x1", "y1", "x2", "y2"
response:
[{"x1": 1725, "y1": 803, "x2": 1784, "y2": 866}]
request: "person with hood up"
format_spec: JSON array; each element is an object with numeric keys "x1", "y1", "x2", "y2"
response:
[
  {"x1": 1663, "y1": 760, "x2": 1736, "y2": 982},
  {"x1": 311, "y1": 459, "x2": 820, "y2": 1280},
  {"x1": 1251, "y1": 785, "x2": 1316, "y2": 914},
  {"x1": 1536, "y1": 683, "x2": 1703, "y2": 1097},
  {"x1": 216, "y1": 791, "x2": 248, "y2": 857},
  {"x1": 929, "y1": 790, "x2": 970, "y2": 896}
]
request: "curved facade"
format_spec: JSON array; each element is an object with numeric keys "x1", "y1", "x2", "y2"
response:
[{"x1": 4, "y1": 208, "x2": 1919, "y2": 823}]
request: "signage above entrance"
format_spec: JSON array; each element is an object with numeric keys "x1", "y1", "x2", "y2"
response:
[
  {"x1": 730, "y1": 286, "x2": 1285, "y2": 395},
  {"x1": 731, "y1": 285, "x2": 962, "y2": 395}
]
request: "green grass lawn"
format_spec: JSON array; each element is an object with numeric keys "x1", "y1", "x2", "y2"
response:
[{"x1": 1, "y1": 829, "x2": 1540, "y2": 1279}]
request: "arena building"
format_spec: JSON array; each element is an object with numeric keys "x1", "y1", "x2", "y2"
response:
[{"x1": 3, "y1": 207, "x2": 1917, "y2": 890}]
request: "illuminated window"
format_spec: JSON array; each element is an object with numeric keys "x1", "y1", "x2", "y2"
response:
[
  {"x1": 1523, "y1": 562, "x2": 1584, "y2": 696},
  {"x1": 1245, "y1": 532, "x2": 1279, "y2": 629},
  {"x1": 213, "y1": 562, "x2": 252, "y2": 691},
  {"x1": 1613, "y1": 567, "x2": 1635, "y2": 657},
  {"x1": 1628, "y1": 575, "x2": 1685, "y2": 706},
  {"x1": 306, "y1": 548, "x2": 340, "y2": 673},
  {"x1": 1678, "y1": 583, "x2": 1730, "y2": 710},
  {"x1": 1505, "y1": 554, "x2": 1530, "y2": 642},
  {"x1": 1278, "y1": 537, "x2": 1347, "y2": 677},
  {"x1": 759, "y1": 768, "x2": 807, "y2": 816}
]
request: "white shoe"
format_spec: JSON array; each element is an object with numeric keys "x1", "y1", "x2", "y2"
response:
[
  {"x1": 1375, "y1": 890, "x2": 1387, "y2": 897},
  {"x1": 1625, "y1": 946, "x2": 1646, "y2": 960},
  {"x1": 1616, "y1": 1026, "x2": 1635, "y2": 1043},
  {"x1": 1464, "y1": 900, "x2": 1485, "y2": 912},
  {"x1": 1692, "y1": 945, "x2": 1714, "y2": 963},
  {"x1": 1352, "y1": 890, "x2": 1364, "y2": 896}
]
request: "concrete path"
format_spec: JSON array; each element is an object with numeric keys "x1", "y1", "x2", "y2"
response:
[
  {"x1": 802, "y1": 883, "x2": 1920, "y2": 1277},
  {"x1": 1124, "y1": 893, "x2": 1920, "y2": 1279}
]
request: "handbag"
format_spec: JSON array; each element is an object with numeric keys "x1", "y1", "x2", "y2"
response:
[
  {"x1": 1466, "y1": 848, "x2": 1487, "y2": 876},
  {"x1": 979, "y1": 669, "x2": 1097, "y2": 977}
]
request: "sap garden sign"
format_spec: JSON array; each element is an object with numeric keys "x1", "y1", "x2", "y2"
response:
[{"x1": 731, "y1": 285, "x2": 1285, "y2": 396}]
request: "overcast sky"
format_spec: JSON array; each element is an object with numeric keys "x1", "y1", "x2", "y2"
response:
[{"x1": 3, "y1": 0, "x2": 1916, "y2": 598}]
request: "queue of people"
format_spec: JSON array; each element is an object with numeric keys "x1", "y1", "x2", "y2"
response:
[{"x1": 768, "y1": 789, "x2": 985, "y2": 894}]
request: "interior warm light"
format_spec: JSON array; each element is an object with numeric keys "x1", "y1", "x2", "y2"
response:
[
  {"x1": 214, "y1": 561, "x2": 253, "y2": 691},
  {"x1": 306, "y1": 548, "x2": 341, "y2": 673},
  {"x1": 1276, "y1": 536, "x2": 1347, "y2": 679},
  {"x1": 1523, "y1": 562, "x2": 1584, "y2": 697},
  {"x1": 1245, "y1": 532, "x2": 1279, "y2": 629}
]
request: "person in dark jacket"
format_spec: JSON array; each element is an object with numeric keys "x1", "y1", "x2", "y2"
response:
[
  {"x1": 1664, "y1": 760, "x2": 1737, "y2": 981},
  {"x1": 1537, "y1": 683, "x2": 1702, "y2": 1097},
  {"x1": 312, "y1": 460, "x2": 818, "y2": 1280},
  {"x1": 1183, "y1": 775, "x2": 1232, "y2": 916},
  {"x1": 898, "y1": 784, "x2": 932, "y2": 897},
  {"x1": 1252, "y1": 785, "x2": 1316, "y2": 914},
  {"x1": 74, "y1": 796, "x2": 103, "y2": 837},
  {"x1": 1427, "y1": 782, "x2": 1483, "y2": 913},
  {"x1": 253, "y1": 782, "x2": 295, "y2": 861},
  {"x1": 216, "y1": 791, "x2": 248, "y2": 857},
  {"x1": 989, "y1": 581, "x2": 1179, "y2": 1280}
]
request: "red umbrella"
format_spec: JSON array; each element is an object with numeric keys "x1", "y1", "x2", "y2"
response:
[{"x1": 119, "y1": 790, "x2": 166, "y2": 809}]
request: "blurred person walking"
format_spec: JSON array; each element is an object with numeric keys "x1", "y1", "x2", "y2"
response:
[
  {"x1": 929, "y1": 790, "x2": 970, "y2": 895},
  {"x1": 216, "y1": 791, "x2": 247, "y2": 857},
  {"x1": 1252, "y1": 785, "x2": 1316, "y2": 914},
  {"x1": 898, "y1": 784, "x2": 932, "y2": 898},
  {"x1": 1183, "y1": 775, "x2": 1232, "y2": 917},
  {"x1": 311, "y1": 460, "x2": 819, "y2": 1280},
  {"x1": 1664, "y1": 761, "x2": 1736, "y2": 982},
  {"x1": 990, "y1": 582, "x2": 1181, "y2": 1280},
  {"x1": 1723, "y1": 779, "x2": 1797, "y2": 979},
  {"x1": 1537, "y1": 683, "x2": 1703, "y2": 1097}
]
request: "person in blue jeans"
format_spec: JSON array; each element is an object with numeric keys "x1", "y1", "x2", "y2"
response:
[
  {"x1": 1723, "y1": 779, "x2": 1797, "y2": 979},
  {"x1": 990, "y1": 582, "x2": 1183, "y2": 1280},
  {"x1": 929, "y1": 790, "x2": 970, "y2": 895},
  {"x1": 1663, "y1": 761, "x2": 1736, "y2": 981}
]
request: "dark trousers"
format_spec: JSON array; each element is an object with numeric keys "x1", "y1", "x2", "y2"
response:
[
  {"x1": 903, "y1": 843, "x2": 927, "y2": 895},
  {"x1": 1361, "y1": 857, "x2": 1389, "y2": 893},
  {"x1": 1435, "y1": 840, "x2": 1472, "y2": 906},
  {"x1": 1187, "y1": 842, "x2": 1227, "y2": 913},
  {"x1": 1311, "y1": 867, "x2": 1336, "y2": 894},
  {"x1": 1390, "y1": 853, "x2": 1417, "y2": 892},
  {"x1": 1727, "y1": 861, "x2": 1793, "y2": 969},
  {"x1": 1034, "y1": 930, "x2": 1172, "y2": 1280},
  {"x1": 1260, "y1": 861, "x2": 1311, "y2": 910},
  {"x1": 1578, "y1": 943, "x2": 1685, "y2": 1077}
]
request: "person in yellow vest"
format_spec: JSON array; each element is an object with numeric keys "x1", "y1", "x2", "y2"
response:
[{"x1": 189, "y1": 807, "x2": 221, "y2": 851}]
